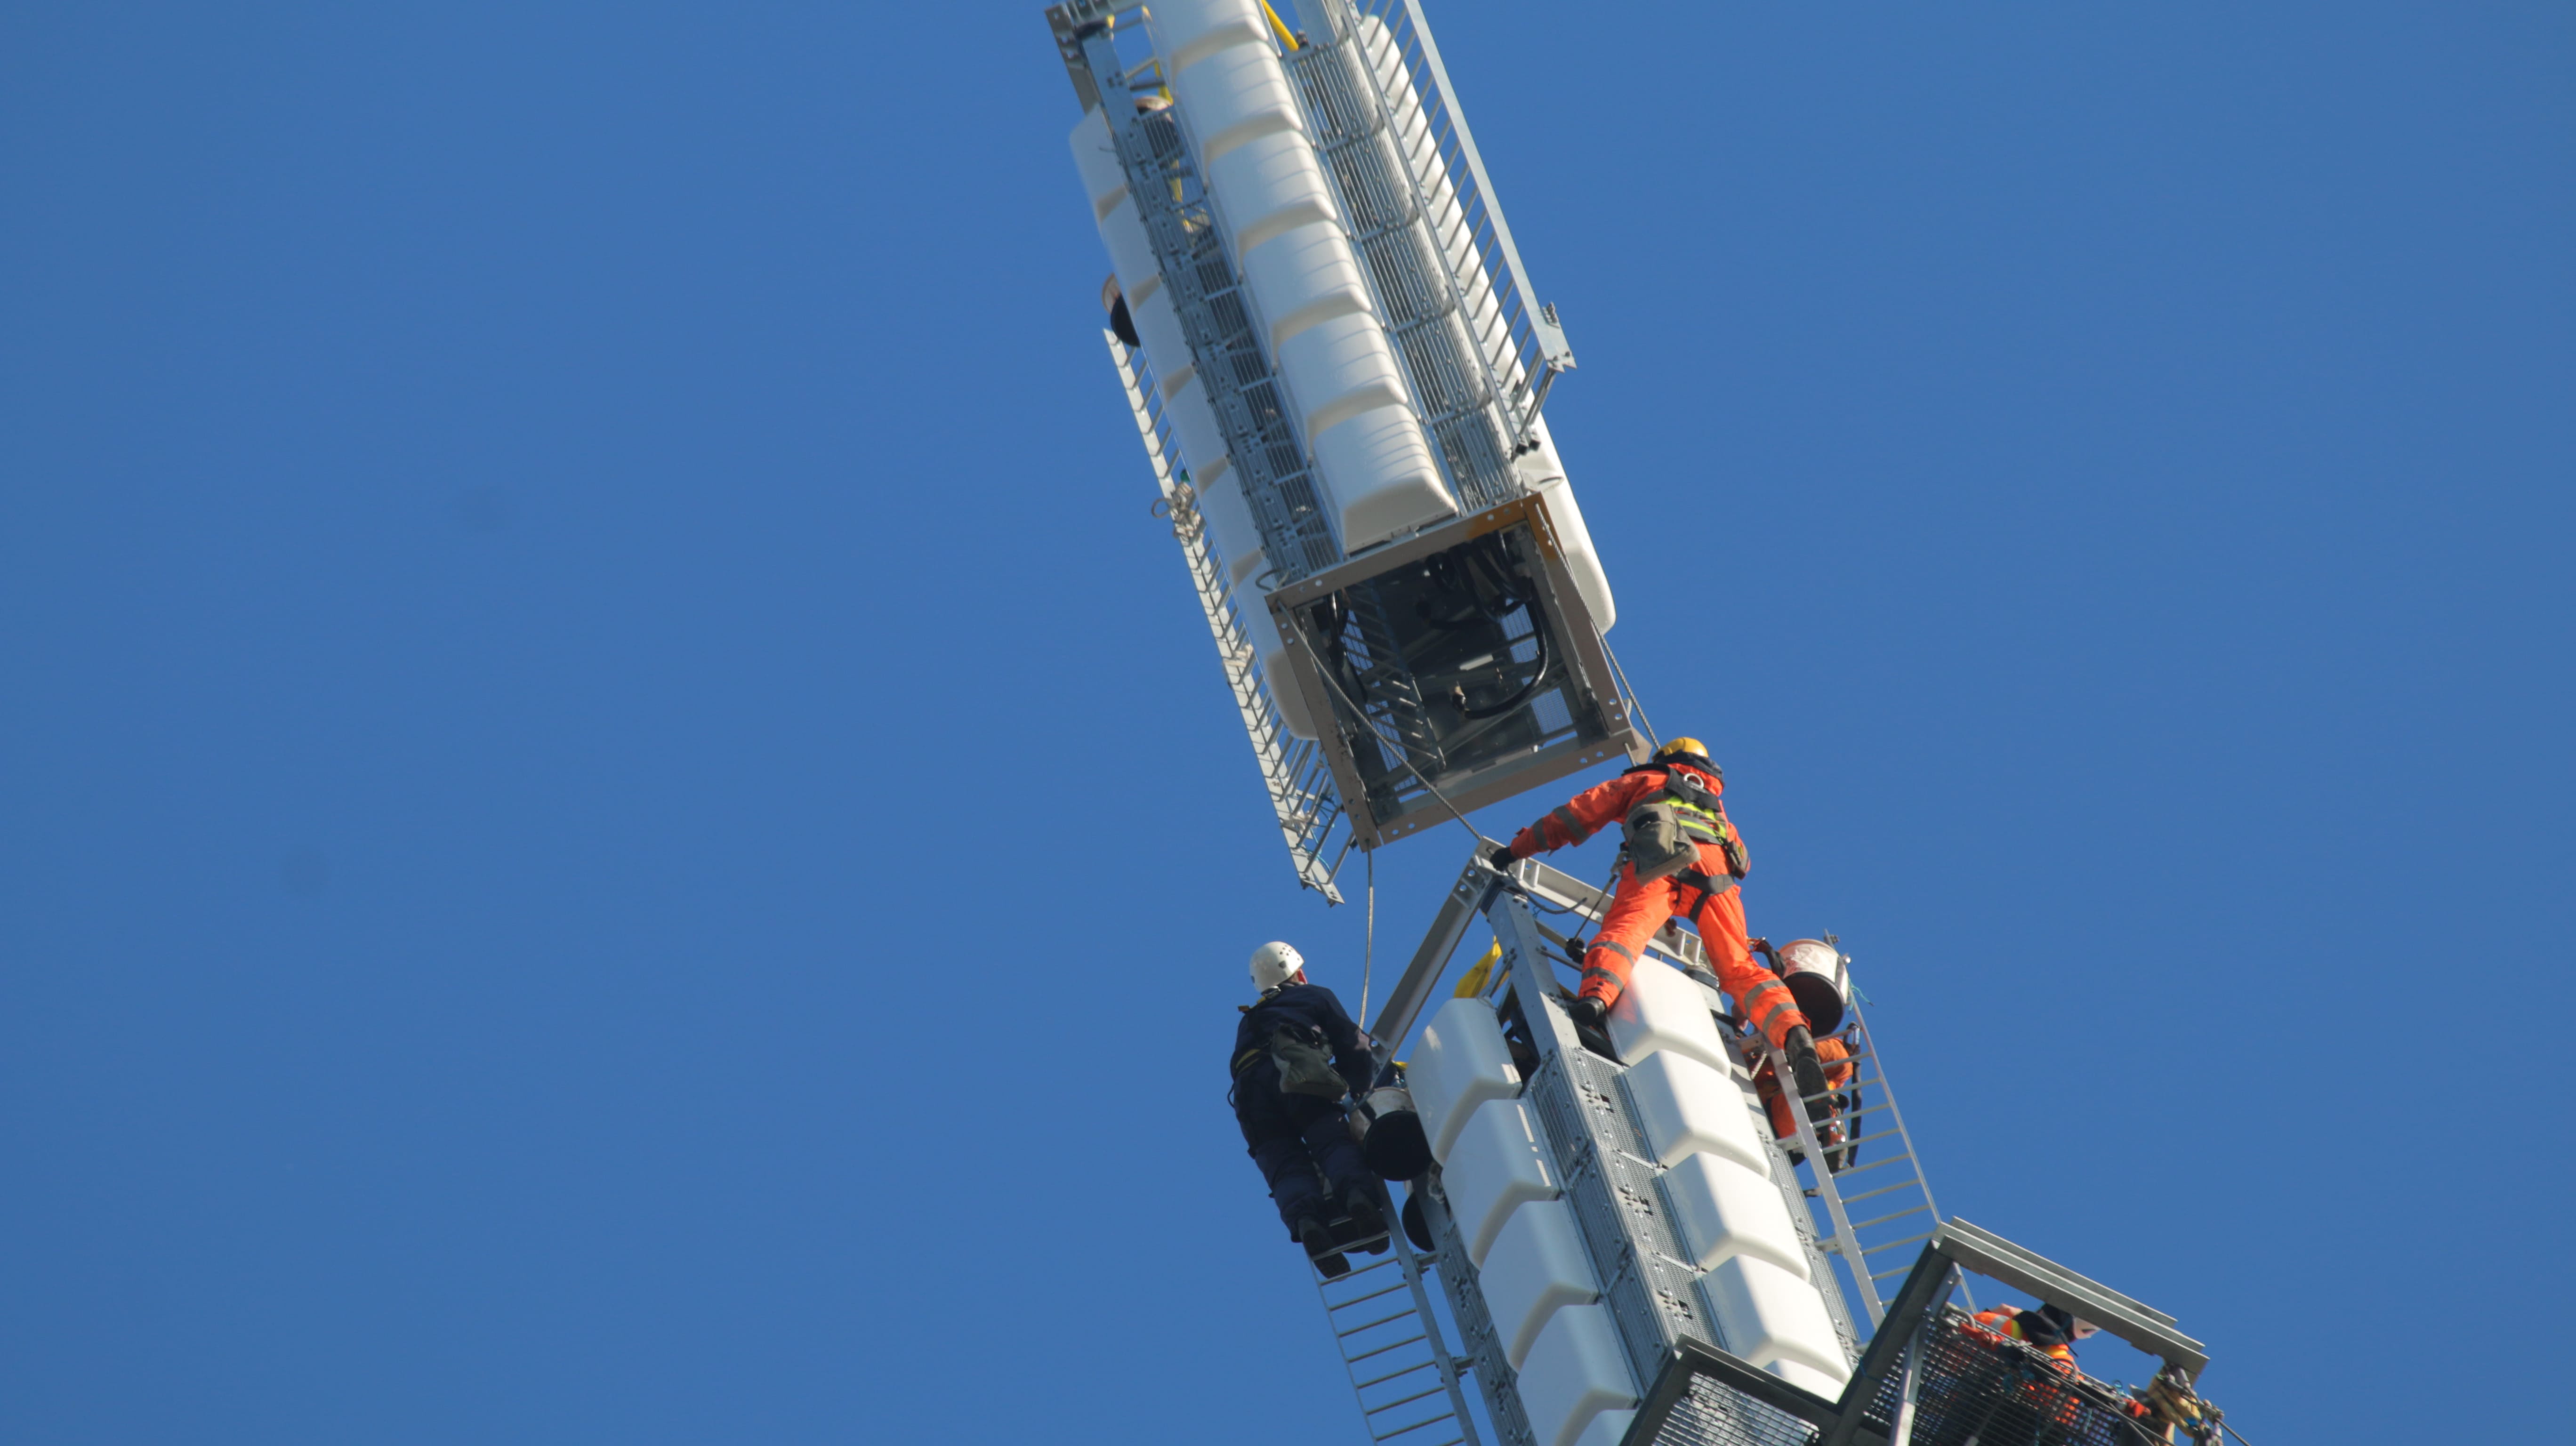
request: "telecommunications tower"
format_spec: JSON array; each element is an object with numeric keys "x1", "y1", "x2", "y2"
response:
[{"x1": 1043, "y1": 5, "x2": 2233, "y2": 1445}]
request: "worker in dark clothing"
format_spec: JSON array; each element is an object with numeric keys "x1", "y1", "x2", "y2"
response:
[{"x1": 1232, "y1": 940, "x2": 1382, "y2": 1274}]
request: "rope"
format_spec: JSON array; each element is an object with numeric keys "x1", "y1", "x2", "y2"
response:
[{"x1": 1360, "y1": 850, "x2": 1376, "y2": 1025}]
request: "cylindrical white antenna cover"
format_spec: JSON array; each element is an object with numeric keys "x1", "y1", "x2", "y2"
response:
[
  {"x1": 1129, "y1": 287, "x2": 1197, "y2": 394},
  {"x1": 1151, "y1": 11, "x2": 1457, "y2": 552},
  {"x1": 1163, "y1": 373, "x2": 1228, "y2": 481},
  {"x1": 1198, "y1": 462, "x2": 1261, "y2": 576},
  {"x1": 1513, "y1": 1303, "x2": 1639, "y2": 1446},
  {"x1": 1070, "y1": 110, "x2": 1164, "y2": 305},
  {"x1": 1703, "y1": 1254, "x2": 1852, "y2": 1389}
]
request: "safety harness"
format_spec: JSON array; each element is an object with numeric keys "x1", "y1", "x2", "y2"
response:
[
  {"x1": 1611, "y1": 762, "x2": 1749, "y2": 916},
  {"x1": 1636, "y1": 762, "x2": 1748, "y2": 874},
  {"x1": 1233, "y1": 994, "x2": 1350, "y2": 1100}
]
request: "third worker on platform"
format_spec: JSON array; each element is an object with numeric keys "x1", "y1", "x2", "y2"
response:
[
  {"x1": 1231, "y1": 941, "x2": 1382, "y2": 1274},
  {"x1": 1489, "y1": 737, "x2": 1837, "y2": 1116}
]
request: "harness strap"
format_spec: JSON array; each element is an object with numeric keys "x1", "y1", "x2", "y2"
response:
[{"x1": 1672, "y1": 867, "x2": 1739, "y2": 918}]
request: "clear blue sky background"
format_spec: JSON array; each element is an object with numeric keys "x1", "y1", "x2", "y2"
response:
[{"x1": 5, "y1": 3, "x2": 2569, "y2": 1441}]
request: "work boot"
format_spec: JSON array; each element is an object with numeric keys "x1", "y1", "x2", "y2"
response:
[
  {"x1": 1298, "y1": 1216, "x2": 1350, "y2": 1279},
  {"x1": 1566, "y1": 995, "x2": 1617, "y2": 1060},
  {"x1": 1341, "y1": 1186, "x2": 1386, "y2": 1242},
  {"x1": 1781, "y1": 1027, "x2": 1835, "y2": 1125}
]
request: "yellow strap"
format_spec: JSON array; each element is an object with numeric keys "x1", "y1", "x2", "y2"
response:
[{"x1": 1454, "y1": 940, "x2": 1501, "y2": 998}]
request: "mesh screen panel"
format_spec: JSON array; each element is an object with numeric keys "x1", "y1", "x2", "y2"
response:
[
  {"x1": 1648, "y1": 1371, "x2": 1819, "y2": 1446},
  {"x1": 1639, "y1": 1312, "x2": 2167, "y2": 1446},
  {"x1": 1858, "y1": 1313, "x2": 2163, "y2": 1446}
]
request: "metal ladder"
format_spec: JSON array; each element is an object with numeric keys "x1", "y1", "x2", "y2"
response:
[
  {"x1": 1389, "y1": 855, "x2": 1964, "y2": 1344},
  {"x1": 1105, "y1": 331, "x2": 1350, "y2": 901},
  {"x1": 1308, "y1": 1203, "x2": 1487, "y2": 1446},
  {"x1": 1758, "y1": 991, "x2": 1965, "y2": 1329}
]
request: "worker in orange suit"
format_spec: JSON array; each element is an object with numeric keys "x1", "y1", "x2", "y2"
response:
[
  {"x1": 1489, "y1": 737, "x2": 1834, "y2": 1110},
  {"x1": 1755, "y1": 1031, "x2": 1855, "y2": 1164},
  {"x1": 1967, "y1": 1302, "x2": 2117, "y2": 1440},
  {"x1": 1971, "y1": 1303, "x2": 2094, "y2": 1370}
]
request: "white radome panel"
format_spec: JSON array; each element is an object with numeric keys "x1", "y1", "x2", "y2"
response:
[
  {"x1": 1570, "y1": 1409, "x2": 1636, "y2": 1446},
  {"x1": 1661, "y1": 1150, "x2": 1809, "y2": 1281},
  {"x1": 1068, "y1": 106, "x2": 1131, "y2": 217},
  {"x1": 1161, "y1": 21, "x2": 1299, "y2": 165},
  {"x1": 1440, "y1": 1097, "x2": 1557, "y2": 1267},
  {"x1": 1143, "y1": 0, "x2": 1267, "y2": 80},
  {"x1": 1197, "y1": 467, "x2": 1261, "y2": 581},
  {"x1": 1407, "y1": 996, "x2": 1521, "y2": 1165},
  {"x1": 1162, "y1": 374, "x2": 1228, "y2": 491},
  {"x1": 1149, "y1": 15, "x2": 1458, "y2": 553},
  {"x1": 1130, "y1": 288, "x2": 1197, "y2": 395},
  {"x1": 1237, "y1": 221, "x2": 1373, "y2": 352},
  {"x1": 1272, "y1": 310, "x2": 1406, "y2": 427},
  {"x1": 1622, "y1": 1049, "x2": 1766, "y2": 1174},
  {"x1": 1704, "y1": 1254, "x2": 1851, "y2": 1386},
  {"x1": 1308, "y1": 406, "x2": 1451, "y2": 546},
  {"x1": 1476, "y1": 1198, "x2": 1599, "y2": 1370},
  {"x1": 1767, "y1": 1358, "x2": 1847, "y2": 1401},
  {"x1": 1513, "y1": 1303, "x2": 1638, "y2": 1446},
  {"x1": 1607, "y1": 957, "x2": 1733, "y2": 1076},
  {"x1": 1069, "y1": 110, "x2": 1163, "y2": 304},
  {"x1": 1204, "y1": 128, "x2": 1336, "y2": 254}
]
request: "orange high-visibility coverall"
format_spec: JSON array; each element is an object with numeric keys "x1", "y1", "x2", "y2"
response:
[
  {"x1": 1503, "y1": 761, "x2": 1811, "y2": 1051},
  {"x1": 1757, "y1": 1034, "x2": 1854, "y2": 1141}
]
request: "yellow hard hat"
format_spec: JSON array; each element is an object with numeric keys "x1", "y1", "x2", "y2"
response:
[{"x1": 1655, "y1": 737, "x2": 1713, "y2": 764}]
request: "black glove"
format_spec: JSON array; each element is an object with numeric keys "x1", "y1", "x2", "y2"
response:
[{"x1": 1484, "y1": 842, "x2": 1516, "y2": 870}]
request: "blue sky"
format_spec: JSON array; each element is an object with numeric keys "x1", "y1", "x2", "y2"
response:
[{"x1": 4, "y1": 3, "x2": 2568, "y2": 1441}]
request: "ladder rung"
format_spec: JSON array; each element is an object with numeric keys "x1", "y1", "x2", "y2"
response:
[
  {"x1": 1859, "y1": 1230, "x2": 1939, "y2": 1259},
  {"x1": 1813, "y1": 1152, "x2": 1914, "y2": 1179},
  {"x1": 1345, "y1": 1332, "x2": 1431, "y2": 1367},
  {"x1": 1374, "y1": 1409, "x2": 1461, "y2": 1440},
  {"x1": 1835, "y1": 1176, "x2": 1930, "y2": 1206},
  {"x1": 1339, "y1": 1307, "x2": 1420, "y2": 1339},
  {"x1": 1849, "y1": 1203, "x2": 1933, "y2": 1232},
  {"x1": 1366, "y1": 1384, "x2": 1450, "y2": 1417},
  {"x1": 1322, "y1": 1259, "x2": 1402, "y2": 1292},
  {"x1": 1330, "y1": 1279, "x2": 1411, "y2": 1312},
  {"x1": 1352, "y1": 1358, "x2": 1437, "y2": 1392}
]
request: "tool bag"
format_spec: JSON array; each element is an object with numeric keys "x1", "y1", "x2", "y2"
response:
[
  {"x1": 1621, "y1": 799, "x2": 1698, "y2": 882},
  {"x1": 1270, "y1": 1023, "x2": 1349, "y2": 1100}
]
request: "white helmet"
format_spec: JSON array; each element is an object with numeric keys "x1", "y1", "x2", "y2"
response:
[{"x1": 1249, "y1": 941, "x2": 1305, "y2": 991}]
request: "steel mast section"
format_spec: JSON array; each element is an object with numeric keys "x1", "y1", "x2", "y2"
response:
[{"x1": 1048, "y1": 0, "x2": 1644, "y2": 899}]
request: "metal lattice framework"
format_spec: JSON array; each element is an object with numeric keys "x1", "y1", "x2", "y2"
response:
[
  {"x1": 1051, "y1": 0, "x2": 1641, "y2": 890},
  {"x1": 1105, "y1": 330, "x2": 1350, "y2": 900}
]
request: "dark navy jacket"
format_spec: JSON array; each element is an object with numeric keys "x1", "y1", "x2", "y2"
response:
[{"x1": 1232, "y1": 981, "x2": 1376, "y2": 1099}]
